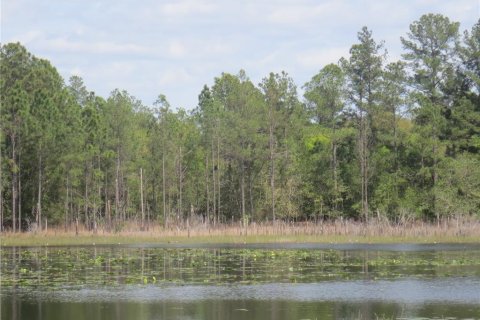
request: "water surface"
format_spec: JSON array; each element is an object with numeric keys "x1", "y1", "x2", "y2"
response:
[{"x1": 1, "y1": 243, "x2": 479, "y2": 319}]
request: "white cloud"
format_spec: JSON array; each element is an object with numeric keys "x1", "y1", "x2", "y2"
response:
[
  {"x1": 46, "y1": 38, "x2": 150, "y2": 55},
  {"x1": 6, "y1": 30, "x2": 43, "y2": 45},
  {"x1": 266, "y1": 1, "x2": 351, "y2": 25},
  {"x1": 203, "y1": 41, "x2": 235, "y2": 55},
  {"x1": 168, "y1": 41, "x2": 187, "y2": 58},
  {"x1": 161, "y1": 0, "x2": 216, "y2": 16},
  {"x1": 296, "y1": 47, "x2": 349, "y2": 69},
  {"x1": 158, "y1": 68, "x2": 193, "y2": 86},
  {"x1": 2, "y1": 0, "x2": 478, "y2": 110},
  {"x1": 69, "y1": 67, "x2": 83, "y2": 76}
]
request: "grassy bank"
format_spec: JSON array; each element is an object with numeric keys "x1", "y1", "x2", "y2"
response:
[{"x1": 1, "y1": 219, "x2": 479, "y2": 246}]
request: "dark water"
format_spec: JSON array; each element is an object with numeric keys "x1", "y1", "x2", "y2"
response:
[{"x1": 1, "y1": 243, "x2": 480, "y2": 319}]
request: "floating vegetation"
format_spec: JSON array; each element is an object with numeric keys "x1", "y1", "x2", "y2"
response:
[{"x1": 1, "y1": 246, "x2": 479, "y2": 289}]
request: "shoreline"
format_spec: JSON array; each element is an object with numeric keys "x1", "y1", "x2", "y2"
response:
[{"x1": 1, "y1": 220, "x2": 479, "y2": 246}]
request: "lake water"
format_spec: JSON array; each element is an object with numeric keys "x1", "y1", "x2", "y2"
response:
[{"x1": 1, "y1": 243, "x2": 480, "y2": 319}]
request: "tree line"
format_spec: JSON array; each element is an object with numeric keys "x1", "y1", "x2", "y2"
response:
[{"x1": 1, "y1": 14, "x2": 479, "y2": 232}]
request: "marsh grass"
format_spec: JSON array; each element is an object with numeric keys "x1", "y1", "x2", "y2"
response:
[{"x1": 1, "y1": 218, "x2": 479, "y2": 246}]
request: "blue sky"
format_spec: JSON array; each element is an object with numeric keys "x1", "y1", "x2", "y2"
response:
[{"x1": 1, "y1": 0, "x2": 479, "y2": 110}]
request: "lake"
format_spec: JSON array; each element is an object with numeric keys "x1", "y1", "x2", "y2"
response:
[{"x1": 1, "y1": 243, "x2": 480, "y2": 319}]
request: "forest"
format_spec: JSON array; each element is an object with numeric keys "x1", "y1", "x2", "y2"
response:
[{"x1": 0, "y1": 14, "x2": 479, "y2": 233}]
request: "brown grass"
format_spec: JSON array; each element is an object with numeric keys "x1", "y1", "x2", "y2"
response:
[{"x1": 1, "y1": 218, "x2": 479, "y2": 246}]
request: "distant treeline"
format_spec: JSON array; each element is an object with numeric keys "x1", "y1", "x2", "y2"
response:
[{"x1": 1, "y1": 14, "x2": 479, "y2": 232}]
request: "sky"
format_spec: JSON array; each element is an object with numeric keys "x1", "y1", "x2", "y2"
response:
[{"x1": 1, "y1": 0, "x2": 479, "y2": 110}]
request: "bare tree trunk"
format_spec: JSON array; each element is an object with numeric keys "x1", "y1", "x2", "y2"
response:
[
  {"x1": 152, "y1": 176, "x2": 157, "y2": 220},
  {"x1": 211, "y1": 140, "x2": 216, "y2": 225},
  {"x1": 11, "y1": 135, "x2": 17, "y2": 233},
  {"x1": 241, "y1": 162, "x2": 246, "y2": 226},
  {"x1": 115, "y1": 153, "x2": 120, "y2": 223},
  {"x1": 359, "y1": 111, "x2": 369, "y2": 224},
  {"x1": 333, "y1": 141, "x2": 338, "y2": 209},
  {"x1": 269, "y1": 108, "x2": 276, "y2": 222},
  {"x1": 147, "y1": 200, "x2": 150, "y2": 231},
  {"x1": 18, "y1": 154, "x2": 21, "y2": 231},
  {"x1": 332, "y1": 122, "x2": 338, "y2": 211},
  {"x1": 162, "y1": 152, "x2": 166, "y2": 227},
  {"x1": 217, "y1": 137, "x2": 221, "y2": 225},
  {"x1": 179, "y1": 146, "x2": 183, "y2": 221},
  {"x1": 393, "y1": 107, "x2": 398, "y2": 181},
  {"x1": 84, "y1": 162, "x2": 89, "y2": 230},
  {"x1": 249, "y1": 173, "x2": 254, "y2": 218},
  {"x1": 37, "y1": 154, "x2": 42, "y2": 231},
  {"x1": 0, "y1": 140, "x2": 3, "y2": 232},
  {"x1": 433, "y1": 136, "x2": 439, "y2": 225},
  {"x1": 140, "y1": 168, "x2": 145, "y2": 230},
  {"x1": 94, "y1": 161, "x2": 100, "y2": 234},
  {"x1": 75, "y1": 214, "x2": 79, "y2": 236},
  {"x1": 124, "y1": 186, "x2": 129, "y2": 221},
  {"x1": 121, "y1": 170, "x2": 126, "y2": 222},
  {"x1": 105, "y1": 173, "x2": 111, "y2": 232},
  {"x1": 65, "y1": 175, "x2": 69, "y2": 232},
  {"x1": 363, "y1": 117, "x2": 369, "y2": 223},
  {"x1": 106, "y1": 200, "x2": 111, "y2": 232},
  {"x1": 365, "y1": 141, "x2": 369, "y2": 223},
  {"x1": 392, "y1": 106, "x2": 399, "y2": 207},
  {"x1": 70, "y1": 183, "x2": 74, "y2": 229},
  {"x1": 205, "y1": 155, "x2": 210, "y2": 224}
]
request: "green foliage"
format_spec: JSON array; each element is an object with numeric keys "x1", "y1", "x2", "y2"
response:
[
  {"x1": 436, "y1": 155, "x2": 480, "y2": 217},
  {"x1": 1, "y1": 14, "x2": 479, "y2": 230},
  {"x1": 304, "y1": 133, "x2": 331, "y2": 151}
]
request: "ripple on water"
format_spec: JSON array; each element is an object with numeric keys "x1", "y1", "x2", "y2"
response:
[{"x1": 6, "y1": 278, "x2": 478, "y2": 304}]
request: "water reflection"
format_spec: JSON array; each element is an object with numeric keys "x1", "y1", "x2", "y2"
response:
[
  {"x1": 3, "y1": 298, "x2": 480, "y2": 320},
  {"x1": 1, "y1": 245, "x2": 480, "y2": 319}
]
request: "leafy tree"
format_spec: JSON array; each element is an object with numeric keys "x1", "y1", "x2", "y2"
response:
[
  {"x1": 373, "y1": 61, "x2": 408, "y2": 218},
  {"x1": 401, "y1": 13, "x2": 460, "y2": 219},
  {"x1": 341, "y1": 26, "x2": 385, "y2": 221},
  {"x1": 260, "y1": 71, "x2": 301, "y2": 221},
  {"x1": 1, "y1": 14, "x2": 479, "y2": 231},
  {"x1": 303, "y1": 64, "x2": 347, "y2": 216}
]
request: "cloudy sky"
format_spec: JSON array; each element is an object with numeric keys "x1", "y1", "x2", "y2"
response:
[{"x1": 1, "y1": 0, "x2": 478, "y2": 109}]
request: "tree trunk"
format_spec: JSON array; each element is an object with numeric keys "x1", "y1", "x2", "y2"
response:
[
  {"x1": 179, "y1": 146, "x2": 183, "y2": 220},
  {"x1": 241, "y1": 162, "x2": 246, "y2": 226},
  {"x1": 359, "y1": 110, "x2": 369, "y2": 223},
  {"x1": 393, "y1": 105, "x2": 398, "y2": 201},
  {"x1": 249, "y1": 173, "x2": 254, "y2": 218},
  {"x1": 269, "y1": 108, "x2": 276, "y2": 222},
  {"x1": 140, "y1": 168, "x2": 145, "y2": 230},
  {"x1": 115, "y1": 153, "x2": 120, "y2": 223},
  {"x1": 75, "y1": 215, "x2": 79, "y2": 236},
  {"x1": 0, "y1": 139, "x2": 3, "y2": 232},
  {"x1": 37, "y1": 154, "x2": 42, "y2": 231},
  {"x1": 333, "y1": 141, "x2": 338, "y2": 209},
  {"x1": 217, "y1": 137, "x2": 221, "y2": 225},
  {"x1": 205, "y1": 155, "x2": 210, "y2": 224},
  {"x1": 211, "y1": 140, "x2": 216, "y2": 225},
  {"x1": 152, "y1": 175, "x2": 157, "y2": 219},
  {"x1": 11, "y1": 134, "x2": 17, "y2": 233},
  {"x1": 84, "y1": 162, "x2": 89, "y2": 230},
  {"x1": 363, "y1": 116, "x2": 369, "y2": 223},
  {"x1": 18, "y1": 154, "x2": 21, "y2": 231},
  {"x1": 121, "y1": 170, "x2": 126, "y2": 222},
  {"x1": 162, "y1": 152, "x2": 166, "y2": 227},
  {"x1": 65, "y1": 175, "x2": 69, "y2": 232},
  {"x1": 105, "y1": 173, "x2": 111, "y2": 232},
  {"x1": 433, "y1": 136, "x2": 438, "y2": 225},
  {"x1": 106, "y1": 200, "x2": 111, "y2": 232},
  {"x1": 364, "y1": 118, "x2": 369, "y2": 223},
  {"x1": 332, "y1": 122, "x2": 338, "y2": 211}
]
